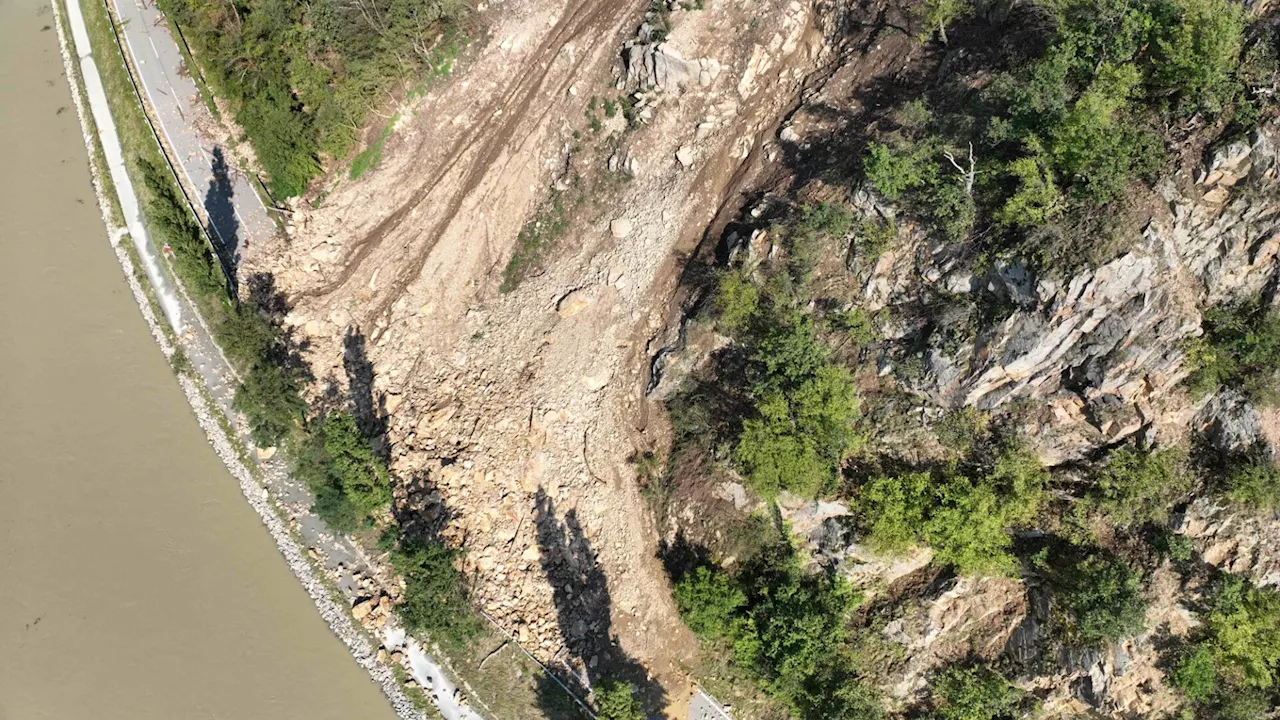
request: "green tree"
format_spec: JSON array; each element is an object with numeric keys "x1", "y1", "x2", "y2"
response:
[
  {"x1": 864, "y1": 141, "x2": 934, "y2": 202},
  {"x1": 931, "y1": 664, "x2": 1036, "y2": 720},
  {"x1": 854, "y1": 448, "x2": 1046, "y2": 575},
  {"x1": 857, "y1": 471, "x2": 932, "y2": 555},
  {"x1": 594, "y1": 680, "x2": 644, "y2": 720},
  {"x1": 714, "y1": 269, "x2": 760, "y2": 334},
  {"x1": 1186, "y1": 297, "x2": 1280, "y2": 404},
  {"x1": 916, "y1": 0, "x2": 970, "y2": 43},
  {"x1": 392, "y1": 536, "x2": 477, "y2": 646},
  {"x1": 1203, "y1": 577, "x2": 1280, "y2": 689},
  {"x1": 320, "y1": 411, "x2": 391, "y2": 515},
  {"x1": 1151, "y1": 0, "x2": 1247, "y2": 113},
  {"x1": 234, "y1": 361, "x2": 306, "y2": 446},
  {"x1": 736, "y1": 314, "x2": 862, "y2": 497},
  {"x1": 1171, "y1": 644, "x2": 1218, "y2": 702},
  {"x1": 1037, "y1": 546, "x2": 1147, "y2": 646},
  {"x1": 1225, "y1": 457, "x2": 1280, "y2": 511},
  {"x1": 674, "y1": 566, "x2": 747, "y2": 638},
  {"x1": 1090, "y1": 445, "x2": 1191, "y2": 527},
  {"x1": 996, "y1": 155, "x2": 1063, "y2": 227}
]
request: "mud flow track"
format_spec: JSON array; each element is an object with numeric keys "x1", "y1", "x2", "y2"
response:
[{"x1": 298, "y1": 0, "x2": 645, "y2": 327}]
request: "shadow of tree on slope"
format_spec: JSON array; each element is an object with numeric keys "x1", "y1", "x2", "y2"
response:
[
  {"x1": 341, "y1": 324, "x2": 389, "y2": 459},
  {"x1": 533, "y1": 487, "x2": 668, "y2": 718}
]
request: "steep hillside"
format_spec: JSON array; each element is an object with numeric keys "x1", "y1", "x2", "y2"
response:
[{"x1": 166, "y1": 0, "x2": 1280, "y2": 717}]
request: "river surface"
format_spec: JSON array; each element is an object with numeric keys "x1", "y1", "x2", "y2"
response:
[{"x1": 0, "y1": 4, "x2": 399, "y2": 718}]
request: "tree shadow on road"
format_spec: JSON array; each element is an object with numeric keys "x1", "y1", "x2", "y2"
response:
[
  {"x1": 204, "y1": 146, "x2": 240, "y2": 285},
  {"x1": 532, "y1": 487, "x2": 669, "y2": 718}
]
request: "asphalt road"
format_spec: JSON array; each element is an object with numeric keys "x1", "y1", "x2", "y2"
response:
[
  {"x1": 690, "y1": 690, "x2": 734, "y2": 720},
  {"x1": 111, "y1": 0, "x2": 276, "y2": 271}
]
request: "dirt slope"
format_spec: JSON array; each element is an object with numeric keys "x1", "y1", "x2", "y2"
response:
[{"x1": 245, "y1": 0, "x2": 905, "y2": 711}]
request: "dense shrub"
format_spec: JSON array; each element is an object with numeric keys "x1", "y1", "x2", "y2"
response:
[
  {"x1": 392, "y1": 536, "x2": 477, "y2": 646},
  {"x1": 1186, "y1": 297, "x2": 1280, "y2": 404},
  {"x1": 160, "y1": 0, "x2": 465, "y2": 196},
  {"x1": 736, "y1": 313, "x2": 862, "y2": 497},
  {"x1": 1173, "y1": 577, "x2": 1280, "y2": 717},
  {"x1": 1036, "y1": 545, "x2": 1147, "y2": 646},
  {"x1": 1201, "y1": 577, "x2": 1280, "y2": 689},
  {"x1": 930, "y1": 664, "x2": 1037, "y2": 720},
  {"x1": 139, "y1": 158, "x2": 226, "y2": 299},
  {"x1": 233, "y1": 360, "x2": 306, "y2": 446},
  {"x1": 1171, "y1": 644, "x2": 1219, "y2": 702},
  {"x1": 594, "y1": 680, "x2": 644, "y2": 720},
  {"x1": 1089, "y1": 445, "x2": 1192, "y2": 527},
  {"x1": 861, "y1": 0, "x2": 1259, "y2": 272},
  {"x1": 674, "y1": 566, "x2": 747, "y2": 638},
  {"x1": 714, "y1": 269, "x2": 760, "y2": 334},
  {"x1": 854, "y1": 447, "x2": 1047, "y2": 575},
  {"x1": 1225, "y1": 456, "x2": 1280, "y2": 511},
  {"x1": 672, "y1": 552, "x2": 884, "y2": 720}
]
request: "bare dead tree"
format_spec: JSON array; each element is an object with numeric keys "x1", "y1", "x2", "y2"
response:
[{"x1": 944, "y1": 142, "x2": 978, "y2": 195}]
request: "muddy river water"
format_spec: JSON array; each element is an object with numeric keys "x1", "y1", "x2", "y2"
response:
[{"x1": 0, "y1": 3, "x2": 399, "y2": 718}]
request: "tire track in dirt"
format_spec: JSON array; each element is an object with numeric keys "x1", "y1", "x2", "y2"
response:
[{"x1": 298, "y1": 0, "x2": 643, "y2": 327}]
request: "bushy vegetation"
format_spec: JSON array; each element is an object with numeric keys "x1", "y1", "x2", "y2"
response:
[
  {"x1": 861, "y1": 0, "x2": 1274, "y2": 273},
  {"x1": 927, "y1": 664, "x2": 1038, "y2": 720},
  {"x1": 854, "y1": 445, "x2": 1047, "y2": 575},
  {"x1": 1224, "y1": 454, "x2": 1280, "y2": 511},
  {"x1": 294, "y1": 411, "x2": 391, "y2": 531},
  {"x1": 1087, "y1": 445, "x2": 1192, "y2": 527},
  {"x1": 1171, "y1": 577, "x2": 1280, "y2": 717},
  {"x1": 1035, "y1": 544, "x2": 1148, "y2": 646},
  {"x1": 1185, "y1": 297, "x2": 1280, "y2": 404},
  {"x1": 141, "y1": 135, "x2": 482, "y2": 657},
  {"x1": 390, "y1": 534, "x2": 478, "y2": 647},
  {"x1": 673, "y1": 547, "x2": 884, "y2": 720},
  {"x1": 159, "y1": 0, "x2": 465, "y2": 197},
  {"x1": 139, "y1": 158, "x2": 227, "y2": 298},
  {"x1": 736, "y1": 312, "x2": 863, "y2": 497},
  {"x1": 593, "y1": 680, "x2": 645, "y2": 720}
]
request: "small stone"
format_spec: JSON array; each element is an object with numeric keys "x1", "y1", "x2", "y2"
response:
[
  {"x1": 583, "y1": 372, "x2": 611, "y2": 392},
  {"x1": 609, "y1": 218, "x2": 633, "y2": 238},
  {"x1": 352, "y1": 598, "x2": 377, "y2": 621},
  {"x1": 256, "y1": 446, "x2": 277, "y2": 461},
  {"x1": 557, "y1": 289, "x2": 591, "y2": 318},
  {"x1": 676, "y1": 146, "x2": 696, "y2": 168}
]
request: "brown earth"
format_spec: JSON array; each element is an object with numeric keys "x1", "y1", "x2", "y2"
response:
[{"x1": 243, "y1": 0, "x2": 924, "y2": 712}]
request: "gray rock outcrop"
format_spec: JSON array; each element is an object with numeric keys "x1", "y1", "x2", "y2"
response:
[{"x1": 864, "y1": 123, "x2": 1280, "y2": 463}]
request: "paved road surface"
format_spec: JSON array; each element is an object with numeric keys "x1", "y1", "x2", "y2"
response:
[
  {"x1": 111, "y1": 0, "x2": 276, "y2": 271},
  {"x1": 690, "y1": 691, "x2": 733, "y2": 720}
]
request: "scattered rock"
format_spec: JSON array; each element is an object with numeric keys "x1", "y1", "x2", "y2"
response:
[
  {"x1": 609, "y1": 218, "x2": 633, "y2": 239},
  {"x1": 675, "y1": 145, "x2": 696, "y2": 168},
  {"x1": 556, "y1": 289, "x2": 592, "y2": 318}
]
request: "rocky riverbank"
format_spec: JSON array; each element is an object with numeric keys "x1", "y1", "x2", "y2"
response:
[{"x1": 50, "y1": 2, "x2": 457, "y2": 717}]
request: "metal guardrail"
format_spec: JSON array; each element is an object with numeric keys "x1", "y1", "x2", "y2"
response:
[{"x1": 98, "y1": 0, "x2": 235, "y2": 288}]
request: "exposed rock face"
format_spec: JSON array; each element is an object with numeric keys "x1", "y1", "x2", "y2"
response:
[
  {"x1": 881, "y1": 576, "x2": 1026, "y2": 704},
  {"x1": 866, "y1": 124, "x2": 1280, "y2": 463},
  {"x1": 778, "y1": 494, "x2": 936, "y2": 591},
  {"x1": 1176, "y1": 497, "x2": 1280, "y2": 588},
  {"x1": 1196, "y1": 388, "x2": 1265, "y2": 454},
  {"x1": 623, "y1": 35, "x2": 722, "y2": 92}
]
